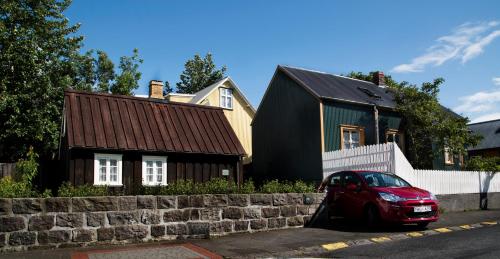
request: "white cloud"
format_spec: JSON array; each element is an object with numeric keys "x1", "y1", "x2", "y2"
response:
[
  {"x1": 493, "y1": 77, "x2": 500, "y2": 86},
  {"x1": 470, "y1": 112, "x2": 500, "y2": 123},
  {"x1": 454, "y1": 89, "x2": 500, "y2": 113},
  {"x1": 392, "y1": 21, "x2": 500, "y2": 73}
]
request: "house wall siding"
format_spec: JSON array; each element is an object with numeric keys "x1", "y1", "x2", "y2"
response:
[{"x1": 252, "y1": 70, "x2": 322, "y2": 182}]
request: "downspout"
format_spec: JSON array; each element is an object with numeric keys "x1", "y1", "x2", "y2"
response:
[{"x1": 374, "y1": 105, "x2": 379, "y2": 144}]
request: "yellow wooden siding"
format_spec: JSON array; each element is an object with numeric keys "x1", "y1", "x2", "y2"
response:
[
  {"x1": 202, "y1": 82, "x2": 254, "y2": 163},
  {"x1": 166, "y1": 95, "x2": 193, "y2": 103}
]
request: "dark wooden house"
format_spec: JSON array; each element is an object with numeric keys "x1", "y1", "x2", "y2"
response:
[
  {"x1": 60, "y1": 87, "x2": 245, "y2": 193},
  {"x1": 252, "y1": 66, "x2": 461, "y2": 183},
  {"x1": 468, "y1": 119, "x2": 500, "y2": 158}
]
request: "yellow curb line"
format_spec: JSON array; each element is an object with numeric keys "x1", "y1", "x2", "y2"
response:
[
  {"x1": 481, "y1": 221, "x2": 498, "y2": 225},
  {"x1": 371, "y1": 236, "x2": 391, "y2": 243},
  {"x1": 322, "y1": 242, "x2": 349, "y2": 251},
  {"x1": 460, "y1": 224, "x2": 472, "y2": 229},
  {"x1": 407, "y1": 232, "x2": 423, "y2": 237},
  {"x1": 434, "y1": 228, "x2": 452, "y2": 233}
]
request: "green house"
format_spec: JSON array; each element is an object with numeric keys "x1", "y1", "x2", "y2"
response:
[{"x1": 252, "y1": 66, "x2": 461, "y2": 183}]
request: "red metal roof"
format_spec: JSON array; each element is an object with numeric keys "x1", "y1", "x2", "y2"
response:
[{"x1": 64, "y1": 90, "x2": 245, "y2": 156}]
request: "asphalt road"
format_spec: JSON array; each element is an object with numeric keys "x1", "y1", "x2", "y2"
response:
[{"x1": 322, "y1": 224, "x2": 500, "y2": 258}]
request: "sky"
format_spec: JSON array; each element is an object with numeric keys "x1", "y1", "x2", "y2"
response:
[{"x1": 65, "y1": 0, "x2": 500, "y2": 123}]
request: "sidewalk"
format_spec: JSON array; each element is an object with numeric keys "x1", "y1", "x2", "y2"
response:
[{"x1": 1, "y1": 209, "x2": 499, "y2": 259}]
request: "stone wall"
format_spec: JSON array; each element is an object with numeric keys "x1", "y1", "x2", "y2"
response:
[{"x1": 0, "y1": 193, "x2": 324, "y2": 252}]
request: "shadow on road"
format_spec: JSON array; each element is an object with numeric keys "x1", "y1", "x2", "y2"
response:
[{"x1": 305, "y1": 198, "x2": 427, "y2": 233}]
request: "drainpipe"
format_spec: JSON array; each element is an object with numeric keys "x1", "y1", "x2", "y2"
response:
[{"x1": 374, "y1": 105, "x2": 379, "y2": 144}]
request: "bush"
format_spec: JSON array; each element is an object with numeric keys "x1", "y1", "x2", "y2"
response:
[
  {"x1": 57, "y1": 182, "x2": 108, "y2": 197},
  {"x1": 259, "y1": 179, "x2": 315, "y2": 193},
  {"x1": 0, "y1": 177, "x2": 39, "y2": 198},
  {"x1": 466, "y1": 156, "x2": 500, "y2": 172},
  {"x1": 141, "y1": 178, "x2": 256, "y2": 195}
]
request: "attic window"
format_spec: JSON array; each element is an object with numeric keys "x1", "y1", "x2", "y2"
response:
[
  {"x1": 220, "y1": 88, "x2": 233, "y2": 109},
  {"x1": 357, "y1": 87, "x2": 381, "y2": 99}
]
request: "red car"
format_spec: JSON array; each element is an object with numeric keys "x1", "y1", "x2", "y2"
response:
[{"x1": 319, "y1": 170, "x2": 439, "y2": 228}]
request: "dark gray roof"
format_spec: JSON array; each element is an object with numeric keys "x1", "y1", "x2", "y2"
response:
[
  {"x1": 468, "y1": 119, "x2": 500, "y2": 151},
  {"x1": 280, "y1": 66, "x2": 397, "y2": 108}
]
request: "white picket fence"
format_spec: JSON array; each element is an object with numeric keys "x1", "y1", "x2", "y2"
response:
[{"x1": 322, "y1": 142, "x2": 500, "y2": 195}]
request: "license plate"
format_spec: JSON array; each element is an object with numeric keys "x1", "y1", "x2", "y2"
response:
[{"x1": 414, "y1": 206, "x2": 432, "y2": 213}]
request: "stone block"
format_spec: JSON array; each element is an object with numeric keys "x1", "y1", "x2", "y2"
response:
[
  {"x1": 97, "y1": 228, "x2": 114, "y2": 241},
  {"x1": 261, "y1": 207, "x2": 280, "y2": 218},
  {"x1": 72, "y1": 197, "x2": 118, "y2": 212},
  {"x1": 243, "y1": 208, "x2": 261, "y2": 219},
  {"x1": 250, "y1": 194, "x2": 272, "y2": 205},
  {"x1": 107, "y1": 211, "x2": 139, "y2": 225},
  {"x1": 8, "y1": 232, "x2": 36, "y2": 246},
  {"x1": 190, "y1": 209, "x2": 200, "y2": 220},
  {"x1": 303, "y1": 215, "x2": 312, "y2": 225},
  {"x1": 151, "y1": 225, "x2": 165, "y2": 237},
  {"x1": 234, "y1": 220, "x2": 249, "y2": 232},
  {"x1": 297, "y1": 205, "x2": 309, "y2": 215},
  {"x1": 157, "y1": 196, "x2": 177, "y2": 209},
  {"x1": 0, "y1": 233, "x2": 5, "y2": 247},
  {"x1": 0, "y1": 199, "x2": 12, "y2": 215},
  {"x1": 250, "y1": 219, "x2": 267, "y2": 230},
  {"x1": 287, "y1": 193, "x2": 303, "y2": 205},
  {"x1": 137, "y1": 196, "x2": 156, "y2": 209},
  {"x1": 210, "y1": 221, "x2": 233, "y2": 234},
  {"x1": 37, "y1": 230, "x2": 71, "y2": 244},
  {"x1": 204, "y1": 194, "x2": 228, "y2": 207},
  {"x1": 228, "y1": 194, "x2": 249, "y2": 207},
  {"x1": 167, "y1": 223, "x2": 188, "y2": 235},
  {"x1": 12, "y1": 198, "x2": 42, "y2": 214},
  {"x1": 44, "y1": 198, "x2": 70, "y2": 213},
  {"x1": 177, "y1": 196, "x2": 189, "y2": 209},
  {"x1": 287, "y1": 216, "x2": 304, "y2": 226},
  {"x1": 280, "y1": 205, "x2": 297, "y2": 217},
  {"x1": 187, "y1": 222, "x2": 210, "y2": 235},
  {"x1": 28, "y1": 215, "x2": 54, "y2": 231},
  {"x1": 163, "y1": 209, "x2": 190, "y2": 222},
  {"x1": 0, "y1": 216, "x2": 25, "y2": 232},
  {"x1": 73, "y1": 229, "x2": 96, "y2": 242},
  {"x1": 268, "y1": 218, "x2": 286, "y2": 229},
  {"x1": 114, "y1": 225, "x2": 148, "y2": 241},
  {"x1": 118, "y1": 196, "x2": 137, "y2": 211},
  {"x1": 140, "y1": 210, "x2": 161, "y2": 225},
  {"x1": 56, "y1": 213, "x2": 83, "y2": 228},
  {"x1": 200, "y1": 208, "x2": 221, "y2": 221},
  {"x1": 86, "y1": 213, "x2": 105, "y2": 227},
  {"x1": 189, "y1": 195, "x2": 204, "y2": 207},
  {"x1": 272, "y1": 193, "x2": 287, "y2": 206},
  {"x1": 223, "y1": 207, "x2": 243, "y2": 219}
]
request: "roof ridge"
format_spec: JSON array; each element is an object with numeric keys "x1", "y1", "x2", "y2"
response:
[
  {"x1": 280, "y1": 65, "x2": 378, "y2": 86},
  {"x1": 64, "y1": 89, "x2": 223, "y2": 111}
]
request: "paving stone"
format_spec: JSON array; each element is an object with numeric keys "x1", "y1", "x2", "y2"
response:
[
  {"x1": 72, "y1": 197, "x2": 118, "y2": 212},
  {"x1": 228, "y1": 194, "x2": 249, "y2": 207},
  {"x1": 280, "y1": 205, "x2": 297, "y2": 217},
  {"x1": 346, "y1": 239, "x2": 374, "y2": 246},
  {"x1": 0, "y1": 198, "x2": 12, "y2": 215},
  {"x1": 107, "y1": 211, "x2": 139, "y2": 225},
  {"x1": 250, "y1": 219, "x2": 267, "y2": 230},
  {"x1": 0, "y1": 216, "x2": 25, "y2": 232},
  {"x1": 97, "y1": 228, "x2": 114, "y2": 241},
  {"x1": 44, "y1": 198, "x2": 70, "y2": 213},
  {"x1": 250, "y1": 194, "x2": 272, "y2": 205},
  {"x1": 86, "y1": 213, "x2": 105, "y2": 227},
  {"x1": 287, "y1": 216, "x2": 304, "y2": 226},
  {"x1": 167, "y1": 223, "x2": 188, "y2": 235},
  {"x1": 187, "y1": 222, "x2": 210, "y2": 235},
  {"x1": 268, "y1": 218, "x2": 286, "y2": 229},
  {"x1": 56, "y1": 213, "x2": 83, "y2": 228},
  {"x1": 73, "y1": 229, "x2": 96, "y2": 242},
  {"x1": 137, "y1": 196, "x2": 156, "y2": 209},
  {"x1": 163, "y1": 209, "x2": 190, "y2": 222},
  {"x1": 471, "y1": 223, "x2": 483, "y2": 228},
  {"x1": 223, "y1": 207, "x2": 243, "y2": 219},
  {"x1": 204, "y1": 194, "x2": 228, "y2": 207},
  {"x1": 118, "y1": 196, "x2": 137, "y2": 211},
  {"x1": 272, "y1": 194, "x2": 287, "y2": 206},
  {"x1": 244, "y1": 208, "x2": 261, "y2": 219},
  {"x1": 157, "y1": 196, "x2": 177, "y2": 209},
  {"x1": 8, "y1": 232, "x2": 36, "y2": 246},
  {"x1": 449, "y1": 226, "x2": 464, "y2": 231},
  {"x1": 29, "y1": 215, "x2": 54, "y2": 231},
  {"x1": 12, "y1": 198, "x2": 42, "y2": 214},
  {"x1": 234, "y1": 220, "x2": 249, "y2": 231},
  {"x1": 151, "y1": 225, "x2": 165, "y2": 237},
  {"x1": 140, "y1": 210, "x2": 161, "y2": 225},
  {"x1": 422, "y1": 230, "x2": 438, "y2": 236},
  {"x1": 114, "y1": 225, "x2": 148, "y2": 241},
  {"x1": 262, "y1": 207, "x2": 280, "y2": 218},
  {"x1": 389, "y1": 233, "x2": 410, "y2": 240},
  {"x1": 37, "y1": 230, "x2": 71, "y2": 244}
]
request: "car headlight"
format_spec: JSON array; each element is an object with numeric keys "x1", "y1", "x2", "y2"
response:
[
  {"x1": 379, "y1": 192, "x2": 407, "y2": 202},
  {"x1": 429, "y1": 192, "x2": 437, "y2": 200}
]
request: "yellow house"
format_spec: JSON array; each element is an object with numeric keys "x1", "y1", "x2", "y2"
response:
[{"x1": 166, "y1": 77, "x2": 255, "y2": 164}]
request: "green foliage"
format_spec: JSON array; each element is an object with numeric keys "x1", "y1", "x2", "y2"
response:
[
  {"x1": 347, "y1": 72, "x2": 482, "y2": 169},
  {"x1": 57, "y1": 182, "x2": 108, "y2": 197},
  {"x1": 14, "y1": 147, "x2": 39, "y2": 185},
  {"x1": 95, "y1": 50, "x2": 115, "y2": 93},
  {"x1": 259, "y1": 180, "x2": 315, "y2": 193},
  {"x1": 344, "y1": 71, "x2": 400, "y2": 88},
  {"x1": 175, "y1": 53, "x2": 226, "y2": 94},
  {"x1": 111, "y1": 48, "x2": 143, "y2": 95},
  {"x1": 0, "y1": 177, "x2": 38, "y2": 198},
  {"x1": 465, "y1": 156, "x2": 500, "y2": 172}
]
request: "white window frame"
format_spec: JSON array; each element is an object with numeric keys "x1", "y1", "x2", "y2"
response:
[
  {"x1": 94, "y1": 153, "x2": 123, "y2": 186},
  {"x1": 141, "y1": 156, "x2": 167, "y2": 186},
  {"x1": 220, "y1": 88, "x2": 233, "y2": 109}
]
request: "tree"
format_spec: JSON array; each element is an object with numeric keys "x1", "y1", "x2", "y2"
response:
[
  {"x1": 176, "y1": 53, "x2": 226, "y2": 94},
  {"x1": 95, "y1": 50, "x2": 115, "y2": 93},
  {"x1": 0, "y1": 0, "x2": 83, "y2": 160},
  {"x1": 347, "y1": 72, "x2": 481, "y2": 169},
  {"x1": 111, "y1": 48, "x2": 143, "y2": 95},
  {"x1": 163, "y1": 81, "x2": 174, "y2": 96}
]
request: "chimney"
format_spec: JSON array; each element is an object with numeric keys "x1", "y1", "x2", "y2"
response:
[
  {"x1": 372, "y1": 71, "x2": 385, "y2": 86},
  {"x1": 149, "y1": 80, "x2": 164, "y2": 99}
]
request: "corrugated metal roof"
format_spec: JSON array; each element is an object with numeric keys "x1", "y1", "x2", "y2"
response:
[
  {"x1": 468, "y1": 119, "x2": 500, "y2": 151},
  {"x1": 64, "y1": 90, "x2": 245, "y2": 156},
  {"x1": 280, "y1": 66, "x2": 397, "y2": 108}
]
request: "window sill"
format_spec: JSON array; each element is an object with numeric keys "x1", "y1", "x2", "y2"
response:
[{"x1": 93, "y1": 184, "x2": 123, "y2": 187}]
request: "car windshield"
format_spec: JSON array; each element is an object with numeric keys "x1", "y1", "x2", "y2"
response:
[{"x1": 360, "y1": 172, "x2": 411, "y2": 187}]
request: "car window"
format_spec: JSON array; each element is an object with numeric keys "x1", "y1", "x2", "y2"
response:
[
  {"x1": 343, "y1": 172, "x2": 361, "y2": 187},
  {"x1": 329, "y1": 173, "x2": 341, "y2": 187},
  {"x1": 360, "y1": 172, "x2": 411, "y2": 187}
]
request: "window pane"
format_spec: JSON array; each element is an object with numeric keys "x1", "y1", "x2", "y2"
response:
[
  {"x1": 351, "y1": 131, "x2": 359, "y2": 142},
  {"x1": 110, "y1": 159, "x2": 117, "y2": 167},
  {"x1": 146, "y1": 161, "x2": 153, "y2": 168},
  {"x1": 343, "y1": 130, "x2": 350, "y2": 149},
  {"x1": 156, "y1": 167, "x2": 163, "y2": 183},
  {"x1": 99, "y1": 159, "x2": 106, "y2": 166},
  {"x1": 227, "y1": 89, "x2": 232, "y2": 97},
  {"x1": 227, "y1": 96, "x2": 232, "y2": 108},
  {"x1": 220, "y1": 95, "x2": 226, "y2": 108},
  {"x1": 110, "y1": 166, "x2": 117, "y2": 182},
  {"x1": 146, "y1": 167, "x2": 153, "y2": 182},
  {"x1": 99, "y1": 164, "x2": 106, "y2": 182}
]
